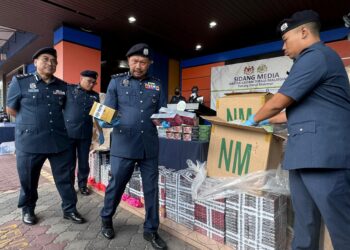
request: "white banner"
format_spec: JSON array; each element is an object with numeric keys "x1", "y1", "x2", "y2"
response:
[{"x1": 211, "y1": 56, "x2": 293, "y2": 109}]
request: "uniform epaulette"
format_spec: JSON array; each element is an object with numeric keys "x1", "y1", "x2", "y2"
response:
[
  {"x1": 15, "y1": 73, "x2": 34, "y2": 80},
  {"x1": 111, "y1": 72, "x2": 128, "y2": 78}
]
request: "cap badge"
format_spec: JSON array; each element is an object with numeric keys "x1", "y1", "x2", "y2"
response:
[
  {"x1": 143, "y1": 48, "x2": 149, "y2": 56},
  {"x1": 281, "y1": 22, "x2": 288, "y2": 32}
]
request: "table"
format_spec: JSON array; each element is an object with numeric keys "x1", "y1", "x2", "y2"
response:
[
  {"x1": 158, "y1": 138, "x2": 209, "y2": 170},
  {"x1": 0, "y1": 123, "x2": 15, "y2": 144}
]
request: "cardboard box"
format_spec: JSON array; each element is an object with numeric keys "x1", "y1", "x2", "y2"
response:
[
  {"x1": 89, "y1": 101, "x2": 116, "y2": 123},
  {"x1": 202, "y1": 116, "x2": 283, "y2": 177},
  {"x1": 216, "y1": 93, "x2": 273, "y2": 122}
]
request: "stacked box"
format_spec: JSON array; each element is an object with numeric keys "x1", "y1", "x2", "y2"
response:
[
  {"x1": 157, "y1": 126, "x2": 167, "y2": 138},
  {"x1": 194, "y1": 199, "x2": 226, "y2": 244},
  {"x1": 100, "y1": 164, "x2": 111, "y2": 187},
  {"x1": 182, "y1": 126, "x2": 199, "y2": 141},
  {"x1": 126, "y1": 170, "x2": 144, "y2": 201},
  {"x1": 226, "y1": 191, "x2": 287, "y2": 250},
  {"x1": 158, "y1": 167, "x2": 174, "y2": 218},
  {"x1": 198, "y1": 125, "x2": 211, "y2": 141},
  {"x1": 88, "y1": 150, "x2": 110, "y2": 183},
  {"x1": 165, "y1": 169, "x2": 196, "y2": 229}
]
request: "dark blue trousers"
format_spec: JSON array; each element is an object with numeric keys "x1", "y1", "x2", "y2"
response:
[
  {"x1": 289, "y1": 169, "x2": 350, "y2": 250},
  {"x1": 70, "y1": 138, "x2": 92, "y2": 188},
  {"x1": 16, "y1": 148, "x2": 77, "y2": 213},
  {"x1": 100, "y1": 156, "x2": 159, "y2": 232}
]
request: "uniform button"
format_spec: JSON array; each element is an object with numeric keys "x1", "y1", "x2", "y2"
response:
[
  {"x1": 141, "y1": 110, "x2": 144, "y2": 113},
  {"x1": 47, "y1": 95, "x2": 50, "y2": 98},
  {"x1": 51, "y1": 129, "x2": 53, "y2": 132},
  {"x1": 126, "y1": 91, "x2": 128, "y2": 94},
  {"x1": 46, "y1": 87, "x2": 49, "y2": 90},
  {"x1": 141, "y1": 120, "x2": 144, "y2": 123},
  {"x1": 140, "y1": 100, "x2": 143, "y2": 103},
  {"x1": 287, "y1": 133, "x2": 290, "y2": 136},
  {"x1": 120, "y1": 130, "x2": 122, "y2": 133},
  {"x1": 33, "y1": 96, "x2": 36, "y2": 99},
  {"x1": 49, "y1": 112, "x2": 52, "y2": 115},
  {"x1": 299, "y1": 128, "x2": 303, "y2": 131},
  {"x1": 25, "y1": 129, "x2": 29, "y2": 132},
  {"x1": 140, "y1": 91, "x2": 143, "y2": 94},
  {"x1": 48, "y1": 104, "x2": 51, "y2": 106},
  {"x1": 141, "y1": 131, "x2": 144, "y2": 134},
  {"x1": 50, "y1": 120, "x2": 53, "y2": 123}
]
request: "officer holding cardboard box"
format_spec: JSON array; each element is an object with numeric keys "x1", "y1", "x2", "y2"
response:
[
  {"x1": 244, "y1": 10, "x2": 350, "y2": 249},
  {"x1": 64, "y1": 70, "x2": 99, "y2": 195},
  {"x1": 6, "y1": 47, "x2": 85, "y2": 225},
  {"x1": 98, "y1": 43, "x2": 167, "y2": 249}
]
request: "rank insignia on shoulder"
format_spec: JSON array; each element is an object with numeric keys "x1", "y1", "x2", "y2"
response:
[
  {"x1": 16, "y1": 73, "x2": 33, "y2": 80},
  {"x1": 111, "y1": 72, "x2": 128, "y2": 78},
  {"x1": 53, "y1": 89, "x2": 66, "y2": 95}
]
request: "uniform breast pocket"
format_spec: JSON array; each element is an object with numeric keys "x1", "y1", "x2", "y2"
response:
[
  {"x1": 145, "y1": 90, "x2": 160, "y2": 107},
  {"x1": 117, "y1": 88, "x2": 134, "y2": 106},
  {"x1": 16, "y1": 124, "x2": 37, "y2": 136},
  {"x1": 289, "y1": 120, "x2": 316, "y2": 137},
  {"x1": 22, "y1": 93, "x2": 41, "y2": 105},
  {"x1": 53, "y1": 95, "x2": 65, "y2": 106}
]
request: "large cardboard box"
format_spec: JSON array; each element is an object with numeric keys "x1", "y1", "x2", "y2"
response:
[
  {"x1": 203, "y1": 116, "x2": 284, "y2": 177},
  {"x1": 216, "y1": 93, "x2": 273, "y2": 122}
]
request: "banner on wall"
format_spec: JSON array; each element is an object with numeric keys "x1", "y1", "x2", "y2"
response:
[{"x1": 210, "y1": 56, "x2": 293, "y2": 109}]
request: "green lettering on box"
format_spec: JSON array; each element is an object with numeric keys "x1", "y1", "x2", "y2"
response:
[
  {"x1": 226, "y1": 108, "x2": 233, "y2": 122},
  {"x1": 218, "y1": 138, "x2": 233, "y2": 172},
  {"x1": 232, "y1": 141, "x2": 252, "y2": 175},
  {"x1": 227, "y1": 107, "x2": 253, "y2": 121}
]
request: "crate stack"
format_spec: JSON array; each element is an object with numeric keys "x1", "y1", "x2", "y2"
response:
[
  {"x1": 126, "y1": 170, "x2": 144, "y2": 202},
  {"x1": 198, "y1": 125, "x2": 211, "y2": 141},
  {"x1": 100, "y1": 164, "x2": 111, "y2": 187},
  {"x1": 165, "y1": 169, "x2": 196, "y2": 229},
  {"x1": 158, "y1": 167, "x2": 174, "y2": 218},
  {"x1": 226, "y1": 191, "x2": 287, "y2": 250},
  {"x1": 88, "y1": 150, "x2": 110, "y2": 183},
  {"x1": 182, "y1": 126, "x2": 199, "y2": 141},
  {"x1": 194, "y1": 198, "x2": 226, "y2": 244}
]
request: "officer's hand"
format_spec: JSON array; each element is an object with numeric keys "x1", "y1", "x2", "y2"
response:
[
  {"x1": 111, "y1": 117, "x2": 120, "y2": 127},
  {"x1": 98, "y1": 133, "x2": 105, "y2": 145},
  {"x1": 258, "y1": 119, "x2": 270, "y2": 126},
  {"x1": 96, "y1": 118, "x2": 113, "y2": 128},
  {"x1": 243, "y1": 114, "x2": 258, "y2": 126}
]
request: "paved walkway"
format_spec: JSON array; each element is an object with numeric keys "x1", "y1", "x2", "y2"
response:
[{"x1": 0, "y1": 154, "x2": 196, "y2": 250}]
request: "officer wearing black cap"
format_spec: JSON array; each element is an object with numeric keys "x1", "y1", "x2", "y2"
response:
[
  {"x1": 99, "y1": 43, "x2": 167, "y2": 249},
  {"x1": 244, "y1": 10, "x2": 350, "y2": 249},
  {"x1": 64, "y1": 70, "x2": 99, "y2": 196},
  {"x1": 6, "y1": 47, "x2": 85, "y2": 225}
]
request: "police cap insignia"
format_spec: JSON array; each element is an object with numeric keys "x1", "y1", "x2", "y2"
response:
[
  {"x1": 126, "y1": 43, "x2": 152, "y2": 59},
  {"x1": 80, "y1": 70, "x2": 98, "y2": 80},
  {"x1": 277, "y1": 10, "x2": 320, "y2": 35},
  {"x1": 32, "y1": 47, "x2": 57, "y2": 60}
]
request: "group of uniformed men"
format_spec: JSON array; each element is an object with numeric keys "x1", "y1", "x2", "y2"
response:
[{"x1": 5, "y1": 9, "x2": 350, "y2": 250}]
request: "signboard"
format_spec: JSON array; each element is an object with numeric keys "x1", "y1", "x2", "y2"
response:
[{"x1": 211, "y1": 56, "x2": 293, "y2": 109}]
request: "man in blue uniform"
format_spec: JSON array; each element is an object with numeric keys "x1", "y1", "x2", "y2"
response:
[
  {"x1": 244, "y1": 10, "x2": 350, "y2": 249},
  {"x1": 6, "y1": 47, "x2": 85, "y2": 225},
  {"x1": 64, "y1": 70, "x2": 99, "y2": 195},
  {"x1": 99, "y1": 43, "x2": 167, "y2": 249}
]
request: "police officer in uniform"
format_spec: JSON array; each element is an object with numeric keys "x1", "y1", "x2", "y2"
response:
[
  {"x1": 6, "y1": 47, "x2": 85, "y2": 225},
  {"x1": 98, "y1": 43, "x2": 167, "y2": 249},
  {"x1": 64, "y1": 70, "x2": 99, "y2": 195},
  {"x1": 169, "y1": 87, "x2": 185, "y2": 104},
  {"x1": 244, "y1": 10, "x2": 350, "y2": 249}
]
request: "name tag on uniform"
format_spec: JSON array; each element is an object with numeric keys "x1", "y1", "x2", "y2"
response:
[
  {"x1": 28, "y1": 82, "x2": 39, "y2": 92},
  {"x1": 145, "y1": 82, "x2": 159, "y2": 91},
  {"x1": 53, "y1": 90, "x2": 65, "y2": 95}
]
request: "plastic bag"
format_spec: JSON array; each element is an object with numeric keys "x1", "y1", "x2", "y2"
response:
[{"x1": 187, "y1": 159, "x2": 290, "y2": 201}]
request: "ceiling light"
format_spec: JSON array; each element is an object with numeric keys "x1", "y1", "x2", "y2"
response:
[
  {"x1": 209, "y1": 21, "x2": 217, "y2": 28},
  {"x1": 128, "y1": 16, "x2": 136, "y2": 23},
  {"x1": 195, "y1": 44, "x2": 202, "y2": 51},
  {"x1": 118, "y1": 60, "x2": 129, "y2": 68}
]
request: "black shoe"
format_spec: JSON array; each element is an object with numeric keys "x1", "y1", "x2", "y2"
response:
[
  {"x1": 79, "y1": 187, "x2": 90, "y2": 196},
  {"x1": 63, "y1": 212, "x2": 85, "y2": 224},
  {"x1": 143, "y1": 232, "x2": 167, "y2": 250},
  {"x1": 22, "y1": 212, "x2": 37, "y2": 225},
  {"x1": 101, "y1": 219, "x2": 115, "y2": 239}
]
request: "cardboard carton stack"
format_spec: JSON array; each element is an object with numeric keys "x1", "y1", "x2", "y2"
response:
[
  {"x1": 88, "y1": 150, "x2": 110, "y2": 183},
  {"x1": 126, "y1": 170, "x2": 143, "y2": 201},
  {"x1": 194, "y1": 198, "x2": 226, "y2": 244},
  {"x1": 158, "y1": 167, "x2": 174, "y2": 218},
  {"x1": 202, "y1": 93, "x2": 284, "y2": 178},
  {"x1": 165, "y1": 169, "x2": 196, "y2": 229},
  {"x1": 100, "y1": 164, "x2": 111, "y2": 187},
  {"x1": 225, "y1": 191, "x2": 287, "y2": 250}
]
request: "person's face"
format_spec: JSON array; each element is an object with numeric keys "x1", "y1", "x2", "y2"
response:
[
  {"x1": 175, "y1": 88, "x2": 180, "y2": 95},
  {"x1": 128, "y1": 55, "x2": 151, "y2": 79},
  {"x1": 34, "y1": 54, "x2": 57, "y2": 77},
  {"x1": 80, "y1": 76, "x2": 96, "y2": 91},
  {"x1": 282, "y1": 27, "x2": 304, "y2": 60}
]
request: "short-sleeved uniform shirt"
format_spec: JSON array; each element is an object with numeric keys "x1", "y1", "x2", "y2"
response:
[
  {"x1": 64, "y1": 84, "x2": 99, "y2": 139},
  {"x1": 278, "y1": 41, "x2": 350, "y2": 169},
  {"x1": 104, "y1": 72, "x2": 163, "y2": 159},
  {"x1": 6, "y1": 73, "x2": 70, "y2": 154}
]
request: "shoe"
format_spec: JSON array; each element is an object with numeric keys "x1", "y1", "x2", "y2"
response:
[
  {"x1": 22, "y1": 212, "x2": 37, "y2": 225},
  {"x1": 143, "y1": 232, "x2": 167, "y2": 250},
  {"x1": 79, "y1": 187, "x2": 90, "y2": 196},
  {"x1": 63, "y1": 212, "x2": 85, "y2": 224},
  {"x1": 101, "y1": 219, "x2": 115, "y2": 239}
]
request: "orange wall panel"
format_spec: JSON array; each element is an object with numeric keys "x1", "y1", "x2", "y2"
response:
[
  {"x1": 182, "y1": 62, "x2": 224, "y2": 79},
  {"x1": 55, "y1": 41, "x2": 101, "y2": 92},
  {"x1": 327, "y1": 40, "x2": 350, "y2": 66},
  {"x1": 182, "y1": 77, "x2": 211, "y2": 92}
]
